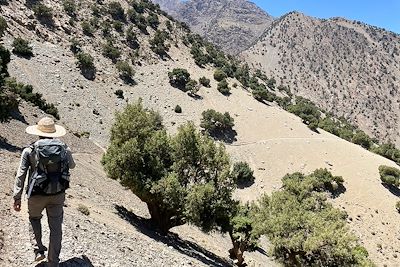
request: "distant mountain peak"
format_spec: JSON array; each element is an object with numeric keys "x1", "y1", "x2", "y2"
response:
[{"x1": 152, "y1": 0, "x2": 274, "y2": 54}]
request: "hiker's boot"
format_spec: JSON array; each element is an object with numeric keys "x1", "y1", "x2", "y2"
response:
[{"x1": 35, "y1": 252, "x2": 45, "y2": 262}]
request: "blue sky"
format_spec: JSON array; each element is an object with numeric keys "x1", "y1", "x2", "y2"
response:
[{"x1": 252, "y1": 0, "x2": 400, "y2": 34}]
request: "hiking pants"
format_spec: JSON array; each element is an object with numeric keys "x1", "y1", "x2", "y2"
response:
[{"x1": 28, "y1": 192, "x2": 65, "y2": 266}]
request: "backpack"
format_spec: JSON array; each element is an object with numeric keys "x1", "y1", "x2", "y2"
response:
[{"x1": 27, "y1": 139, "x2": 70, "y2": 198}]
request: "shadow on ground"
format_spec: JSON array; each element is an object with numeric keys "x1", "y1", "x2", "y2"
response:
[
  {"x1": 382, "y1": 183, "x2": 400, "y2": 197},
  {"x1": 209, "y1": 129, "x2": 238, "y2": 144},
  {"x1": 35, "y1": 255, "x2": 94, "y2": 267},
  {"x1": 0, "y1": 136, "x2": 22, "y2": 152},
  {"x1": 115, "y1": 205, "x2": 232, "y2": 267}
]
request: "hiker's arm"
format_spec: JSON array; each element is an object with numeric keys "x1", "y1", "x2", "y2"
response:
[
  {"x1": 13, "y1": 148, "x2": 30, "y2": 201},
  {"x1": 67, "y1": 147, "x2": 76, "y2": 169}
]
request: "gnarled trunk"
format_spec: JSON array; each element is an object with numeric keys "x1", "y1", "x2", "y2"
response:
[
  {"x1": 146, "y1": 201, "x2": 184, "y2": 234},
  {"x1": 229, "y1": 231, "x2": 246, "y2": 266}
]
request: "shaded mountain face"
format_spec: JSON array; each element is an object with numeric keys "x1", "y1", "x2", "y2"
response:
[
  {"x1": 242, "y1": 12, "x2": 400, "y2": 145},
  {"x1": 152, "y1": 0, "x2": 274, "y2": 54}
]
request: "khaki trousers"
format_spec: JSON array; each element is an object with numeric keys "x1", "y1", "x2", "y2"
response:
[{"x1": 28, "y1": 192, "x2": 65, "y2": 267}]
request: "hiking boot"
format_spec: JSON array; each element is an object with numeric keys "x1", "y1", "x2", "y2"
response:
[{"x1": 35, "y1": 252, "x2": 45, "y2": 262}]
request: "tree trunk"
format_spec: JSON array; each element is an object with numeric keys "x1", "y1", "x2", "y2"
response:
[
  {"x1": 228, "y1": 231, "x2": 246, "y2": 266},
  {"x1": 146, "y1": 202, "x2": 173, "y2": 234}
]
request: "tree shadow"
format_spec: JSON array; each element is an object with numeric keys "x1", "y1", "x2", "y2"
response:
[
  {"x1": 255, "y1": 247, "x2": 268, "y2": 256},
  {"x1": 188, "y1": 93, "x2": 203, "y2": 100},
  {"x1": 331, "y1": 184, "x2": 347, "y2": 199},
  {"x1": 381, "y1": 183, "x2": 400, "y2": 197},
  {"x1": 81, "y1": 68, "x2": 96, "y2": 81},
  {"x1": 0, "y1": 136, "x2": 22, "y2": 152},
  {"x1": 237, "y1": 179, "x2": 255, "y2": 189},
  {"x1": 10, "y1": 108, "x2": 28, "y2": 124},
  {"x1": 209, "y1": 129, "x2": 238, "y2": 144},
  {"x1": 35, "y1": 255, "x2": 94, "y2": 267},
  {"x1": 115, "y1": 205, "x2": 232, "y2": 267}
]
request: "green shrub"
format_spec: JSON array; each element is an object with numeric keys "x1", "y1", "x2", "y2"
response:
[
  {"x1": 378, "y1": 165, "x2": 400, "y2": 187},
  {"x1": 185, "y1": 79, "x2": 199, "y2": 95},
  {"x1": 108, "y1": 1, "x2": 125, "y2": 21},
  {"x1": 149, "y1": 30, "x2": 170, "y2": 57},
  {"x1": 115, "y1": 89, "x2": 124, "y2": 99},
  {"x1": 352, "y1": 130, "x2": 372, "y2": 149},
  {"x1": 76, "y1": 52, "x2": 94, "y2": 70},
  {"x1": 255, "y1": 177, "x2": 373, "y2": 266},
  {"x1": 0, "y1": 16, "x2": 7, "y2": 37},
  {"x1": 147, "y1": 13, "x2": 159, "y2": 29},
  {"x1": 77, "y1": 204, "x2": 90, "y2": 216},
  {"x1": 12, "y1": 38, "x2": 33, "y2": 57},
  {"x1": 126, "y1": 26, "x2": 140, "y2": 49},
  {"x1": 5, "y1": 78, "x2": 59, "y2": 119},
  {"x1": 199, "y1": 76, "x2": 210, "y2": 87},
  {"x1": 102, "y1": 41, "x2": 121, "y2": 62},
  {"x1": 81, "y1": 21, "x2": 94, "y2": 36},
  {"x1": 371, "y1": 143, "x2": 400, "y2": 165},
  {"x1": 113, "y1": 21, "x2": 124, "y2": 33},
  {"x1": 62, "y1": 0, "x2": 76, "y2": 16},
  {"x1": 168, "y1": 68, "x2": 190, "y2": 90},
  {"x1": 214, "y1": 68, "x2": 227, "y2": 82},
  {"x1": 174, "y1": 105, "x2": 182, "y2": 113},
  {"x1": 396, "y1": 201, "x2": 400, "y2": 213},
  {"x1": 32, "y1": 4, "x2": 53, "y2": 22},
  {"x1": 287, "y1": 96, "x2": 321, "y2": 131},
  {"x1": 217, "y1": 79, "x2": 230, "y2": 95},
  {"x1": 200, "y1": 109, "x2": 234, "y2": 135},
  {"x1": 232, "y1": 162, "x2": 254, "y2": 185},
  {"x1": 116, "y1": 61, "x2": 134, "y2": 81},
  {"x1": 69, "y1": 38, "x2": 81, "y2": 54}
]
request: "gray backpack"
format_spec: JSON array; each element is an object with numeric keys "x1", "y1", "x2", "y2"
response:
[{"x1": 27, "y1": 139, "x2": 70, "y2": 198}]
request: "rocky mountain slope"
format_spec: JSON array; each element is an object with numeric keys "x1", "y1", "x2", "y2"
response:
[
  {"x1": 0, "y1": 1, "x2": 400, "y2": 266},
  {"x1": 152, "y1": 0, "x2": 274, "y2": 54},
  {"x1": 242, "y1": 12, "x2": 400, "y2": 146}
]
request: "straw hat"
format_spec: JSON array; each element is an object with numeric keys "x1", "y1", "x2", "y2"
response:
[{"x1": 26, "y1": 117, "x2": 66, "y2": 138}]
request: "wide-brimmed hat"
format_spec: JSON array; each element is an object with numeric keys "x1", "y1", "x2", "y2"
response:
[{"x1": 26, "y1": 117, "x2": 66, "y2": 138}]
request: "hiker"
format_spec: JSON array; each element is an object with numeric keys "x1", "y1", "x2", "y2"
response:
[{"x1": 13, "y1": 117, "x2": 75, "y2": 267}]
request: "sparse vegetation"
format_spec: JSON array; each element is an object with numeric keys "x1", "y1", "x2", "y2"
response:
[
  {"x1": 116, "y1": 61, "x2": 134, "y2": 82},
  {"x1": 396, "y1": 201, "x2": 400, "y2": 213},
  {"x1": 200, "y1": 109, "x2": 234, "y2": 135},
  {"x1": 149, "y1": 30, "x2": 170, "y2": 57},
  {"x1": 0, "y1": 46, "x2": 17, "y2": 122},
  {"x1": 32, "y1": 3, "x2": 53, "y2": 23},
  {"x1": 174, "y1": 105, "x2": 182, "y2": 113},
  {"x1": 76, "y1": 52, "x2": 96, "y2": 80},
  {"x1": 0, "y1": 16, "x2": 7, "y2": 37},
  {"x1": 62, "y1": 0, "x2": 76, "y2": 17},
  {"x1": 114, "y1": 89, "x2": 124, "y2": 99},
  {"x1": 102, "y1": 41, "x2": 121, "y2": 62},
  {"x1": 217, "y1": 79, "x2": 230, "y2": 95},
  {"x1": 12, "y1": 38, "x2": 33, "y2": 58},
  {"x1": 77, "y1": 204, "x2": 90, "y2": 216},
  {"x1": 378, "y1": 165, "x2": 400, "y2": 187},
  {"x1": 108, "y1": 1, "x2": 125, "y2": 21},
  {"x1": 232, "y1": 162, "x2": 254, "y2": 185},
  {"x1": 199, "y1": 76, "x2": 210, "y2": 87},
  {"x1": 287, "y1": 96, "x2": 321, "y2": 131},
  {"x1": 214, "y1": 69, "x2": 227, "y2": 82},
  {"x1": 5, "y1": 78, "x2": 59, "y2": 119},
  {"x1": 76, "y1": 52, "x2": 95, "y2": 71},
  {"x1": 81, "y1": 20, "x2": 95, "y2": 36},
  {"x1": 185, "y1": 79, "x2": 199, "y2": 96},
  {"x1": 168, "y1": 68, "x2": 190, "y2": 90}
]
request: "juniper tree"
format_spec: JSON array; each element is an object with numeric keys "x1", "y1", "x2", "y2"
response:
[{"x1": 102, "y1": 101, "x2": 236, "y2": 234}]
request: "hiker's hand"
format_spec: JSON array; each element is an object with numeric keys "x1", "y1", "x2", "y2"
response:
[{"x1": 13, "y1": 199, "x2": 21, "y2": 212}]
